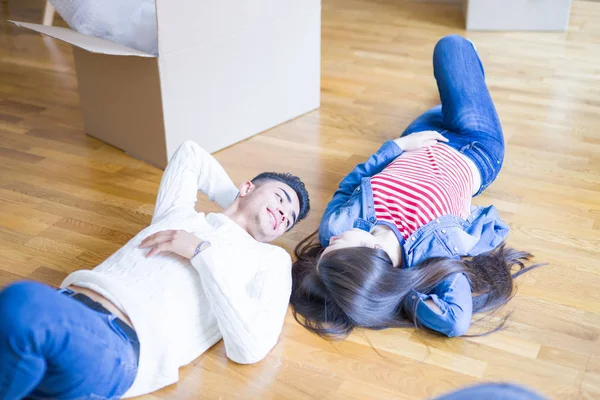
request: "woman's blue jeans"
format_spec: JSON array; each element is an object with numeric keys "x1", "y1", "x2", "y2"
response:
[{"x1": 402, "y1": 35, "x2": 505, "y2": 195}]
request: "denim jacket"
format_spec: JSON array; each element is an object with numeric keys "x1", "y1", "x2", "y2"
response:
[{"x1": 318, "y1": 140, "x2": 509, "y2": 337}]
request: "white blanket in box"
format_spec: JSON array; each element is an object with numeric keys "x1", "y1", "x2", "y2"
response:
[{"x1": 49, "y1": 0, "x2": 158, "y2": 55}]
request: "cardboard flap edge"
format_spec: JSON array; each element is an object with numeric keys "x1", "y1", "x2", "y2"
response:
[{"x1": 9, "y1": 20, "x2": 156, "y2": 58}]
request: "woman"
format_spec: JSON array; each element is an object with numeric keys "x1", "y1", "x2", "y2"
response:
[{"x1": 291, "y1": 35, "x2": 541, "y2": 339}]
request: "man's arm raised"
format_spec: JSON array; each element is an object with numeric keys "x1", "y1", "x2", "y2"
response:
[{"x1": 152, "y1": 141, "x2": 239, "y2": 223}]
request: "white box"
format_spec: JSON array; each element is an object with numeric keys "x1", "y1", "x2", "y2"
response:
[
  {"x1": 464, "y1": 0, "x2": 572, "y2": 31},
  {"x1": 11, "y1": 0, "x2": 321, "y2": 168}
]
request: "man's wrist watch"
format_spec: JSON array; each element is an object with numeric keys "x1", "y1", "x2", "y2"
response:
[{"x1": 193, "y1": 240, "x2": 212, "y2": 257}]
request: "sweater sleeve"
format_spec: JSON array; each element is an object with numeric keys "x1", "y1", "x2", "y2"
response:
[
  {"x1": 190, "y1": 244, "x2": 292, "y2": 364},
  {"x1": 152, "y1": 141, "x2": 239, "y2": 223},
  {"x1": 404, "y1": 273, "x2": 473, "y2": 337}
]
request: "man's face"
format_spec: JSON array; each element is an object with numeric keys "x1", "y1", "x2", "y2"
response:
[{"x1": 237, "y1": 180, "x2": 300, "y2": 243}]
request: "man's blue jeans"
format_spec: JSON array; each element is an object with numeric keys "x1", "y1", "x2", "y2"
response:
[
  {"x1": 0, "y1": 281, "x2": 138, "y2": 399},
  {"x1": 402, "y1": 35, "x2": 505, "y2": 195}
]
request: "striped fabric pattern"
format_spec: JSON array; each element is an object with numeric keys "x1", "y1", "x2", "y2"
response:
[{"x1": 370, "y1": 143, "x2": 474, "y2": 240}]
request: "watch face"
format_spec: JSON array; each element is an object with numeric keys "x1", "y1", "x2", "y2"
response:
[
  {"x1": 194, "y1": 240, "x2": 212, "y2": 258},
  {"x1": 200, "y1": 241, "x2": 212, "y2": 252}
]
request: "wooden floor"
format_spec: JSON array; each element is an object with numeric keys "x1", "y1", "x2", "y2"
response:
[{"x1": 1, "y1": 0, "x2": 600, "y2": 399}]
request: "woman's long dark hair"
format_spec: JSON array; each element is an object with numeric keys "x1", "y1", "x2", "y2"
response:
[{"x1": 290, "y1": 230, "x2": 542, "y2": 339}]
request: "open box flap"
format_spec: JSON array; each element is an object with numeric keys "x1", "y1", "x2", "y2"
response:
[{"x1": 10, "y1": 21, "x2": 156, "y2": 57}]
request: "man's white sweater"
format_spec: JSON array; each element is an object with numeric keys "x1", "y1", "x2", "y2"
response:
[{"x1": 61, "y1": 141, "x2": 292, "y2": 397}]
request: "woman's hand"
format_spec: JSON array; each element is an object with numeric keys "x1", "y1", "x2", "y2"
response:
[
  {"x1": 394, "y1": 130, "x2": 448, "y2": 152},
  {"x1": 139, "y1": 230, "x2": 202, "y2": 259}
]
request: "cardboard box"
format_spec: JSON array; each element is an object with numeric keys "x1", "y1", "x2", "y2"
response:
[
  {"x1": 11, "y1": 0, "x2": 321, "y2": 167},
  {"x1": 464, "y1": 0, "x2": 572, "y2": 31}
]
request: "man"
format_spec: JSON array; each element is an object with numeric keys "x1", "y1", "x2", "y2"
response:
[{"x1": 0, "y1": 140, "x2": 310, "y2": 399}]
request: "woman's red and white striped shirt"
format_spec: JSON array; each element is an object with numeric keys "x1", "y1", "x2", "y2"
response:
[{"x1": 370, "y1": 143, "x2": 474, "y2": 240}]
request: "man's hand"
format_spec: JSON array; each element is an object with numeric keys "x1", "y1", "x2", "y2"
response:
[
  {"x1": 139, "y1": 230, "x2": 202, "y2": 259},
  {"x1": 394, "y1": 130, "x2": 448, "y2": 152}
]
